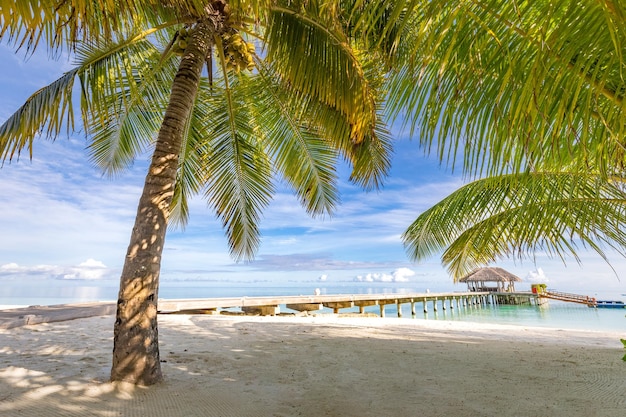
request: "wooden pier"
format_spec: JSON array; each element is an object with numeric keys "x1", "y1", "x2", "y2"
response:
[
  {"x1": 539, "y1": 290, "x2": 596, "y2": 306},
  {"x1": 157, "y1": 291, "x2": 542, "y2": 317},
  {"x1": 492, "y1": 291, "x2": 547, "y2": 306}
]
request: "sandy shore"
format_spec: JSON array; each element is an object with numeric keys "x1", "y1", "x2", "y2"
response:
[{"x1": 0, "y1": 314, "x2": 624, "y2": 416}]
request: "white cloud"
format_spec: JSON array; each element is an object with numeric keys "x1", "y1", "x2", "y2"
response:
[
  {"x1": 354, "y1": 268, "x2": 416, "y2": 283},
  {"x1": 63, "y1": 259, "x2": 109, "y2": 280},
  {"x1": 392, "y1": 267, "x2": 415, "y2": 282},
  {"x1": 0, "y1": 263, "x2": 21, "y2": 273},
  {"x1": 526, "y1": 268, "x2": 547, "y2": 283},
  {"x1": 0, "y1": 262, "x2": 64, "y2": 277},
  {"x1": 0, "y1": 259, "x2": 113, "y2": 281}
]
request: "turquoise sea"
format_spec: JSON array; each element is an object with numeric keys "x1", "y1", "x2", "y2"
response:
[{"x1": 0, "y1": 279, "x2": 624, "y2": 333}]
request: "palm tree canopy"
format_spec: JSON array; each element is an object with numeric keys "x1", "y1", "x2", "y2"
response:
[
  {"x1": 0, "y1": 0, "x2": 393, "y2": 261},
  {"x1": 382, "y1": 0, "x2": 626, "y2": 178}
]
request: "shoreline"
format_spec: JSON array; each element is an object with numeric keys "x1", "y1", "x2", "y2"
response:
[
  {"x1": 1, "y1": 313, "x2": 624, "y2": 416},
  {"x1": 2, "y1": 297, "x2": 625, "y2": 332}
]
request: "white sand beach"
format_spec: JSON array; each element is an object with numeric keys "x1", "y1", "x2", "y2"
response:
[{"x1": 0, "y1": 314, "x2": 624, "y2": 417}]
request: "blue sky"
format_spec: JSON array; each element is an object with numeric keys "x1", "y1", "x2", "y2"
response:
[{"x1": 0, "y1": 43, "x2": 625, "y2": 296}]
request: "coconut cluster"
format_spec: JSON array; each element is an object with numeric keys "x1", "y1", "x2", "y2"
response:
[
  {"x1": 170, "y1": 0, "x2": 256, "y2": 74},
  {"x1": 221, "y1": 32, "x2": 255, "y2": 72},
  {"x1": 172, "y1": 28, "x2": 191, "y2": 55},
  {"x1": 171, "y1": 28, "x2": 255, "y2": 73}
]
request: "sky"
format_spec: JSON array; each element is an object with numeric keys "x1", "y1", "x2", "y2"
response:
[{"x1": 0, "y1": 43, "x2": 625, "y2": 297}]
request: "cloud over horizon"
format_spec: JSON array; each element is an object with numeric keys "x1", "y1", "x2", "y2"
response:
[{"x1": 0, "y1": 259, "x2": 114, "y2": 281}]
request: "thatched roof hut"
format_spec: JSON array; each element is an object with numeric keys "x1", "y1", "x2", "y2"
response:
[{"x1": 459, "y1": 267, "x2": 522, "y2": 292}]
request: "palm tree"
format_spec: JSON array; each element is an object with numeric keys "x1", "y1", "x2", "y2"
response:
[
  {"x1": 374, "y1": 0, "x2": 626, "y2": 277},
  {"x1": 0, "y1": 0, "x2": 393, "y2": 385}
]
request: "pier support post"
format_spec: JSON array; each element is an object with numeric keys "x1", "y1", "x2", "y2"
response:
[
  {"x1": 379, "y1": 304, "x2": 385, "y2": 318},
  {"x1": 433, "y1": 298, "x2": 438, "y2": 312},
  {"x1": 411, "y1": 301, "x2": 416, "y2": 316},
  {"x1": 396, "y1": 300, "x2": 402, "y2": 318}
]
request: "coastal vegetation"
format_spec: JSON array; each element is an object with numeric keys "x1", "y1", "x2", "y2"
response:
[{"x1": 1, "y1": 0, "x2": 625, "y2": 385}]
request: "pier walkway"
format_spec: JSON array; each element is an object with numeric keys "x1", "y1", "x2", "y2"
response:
[
  {"x1": 539, "y1": 290, "x2": 596, "y2": 306},
  {"x1": 157, "y1": 292, "x2": 496, "y2": 317},
  {"x1": 1, "y1": 291, "x2": 545, "y2": 328}
]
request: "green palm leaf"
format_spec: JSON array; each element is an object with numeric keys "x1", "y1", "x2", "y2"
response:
[
  {"x1": 249, "y1": 62, "x2": 340, "y2": 216},
  {"x1": 199, "y1": 75, "x2": 273, "y2": 261},
  {"x1": 0, "y1": 0, "x2": 207, "y2": 51},
  {"x1": 266, "y1": 1, "x2": 379, "y2": 146},
  {"x1": 403, "y1": 172, "x2": 626, "y2": 279},
  {"x1": 0, "y1": 68, "x2": 78, "y2": 161},
  {"x1": 0, "y1": 27, "x2": 178, "y2": 167},
  {"x1": 385, "y1": 0, "x2": 626, "y2": 176},
  {"x1": 79, "y1": 35, "x2": 179, "y2": 174}
]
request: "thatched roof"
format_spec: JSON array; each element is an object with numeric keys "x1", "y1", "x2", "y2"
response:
[{"x1": 459, "y1": 267, "x2": 522, "y2": 283}]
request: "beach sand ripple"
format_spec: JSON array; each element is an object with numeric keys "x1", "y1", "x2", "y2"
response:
[{"x1": 0, "y1": 314, "x2": 624, "y2": 416}]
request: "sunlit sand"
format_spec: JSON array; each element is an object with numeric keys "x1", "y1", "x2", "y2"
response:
[{"x1": 0, "y1": 314, "x2": 624, "y2": 416}]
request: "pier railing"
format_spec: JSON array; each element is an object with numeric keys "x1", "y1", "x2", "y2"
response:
[{"x1": 540, "y1": 290, "x2": 596, "y2": 306}]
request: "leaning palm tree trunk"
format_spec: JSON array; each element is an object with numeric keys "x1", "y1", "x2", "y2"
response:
[{"x1": 111, "y1": 19, "x2": 217, "y2": 385}]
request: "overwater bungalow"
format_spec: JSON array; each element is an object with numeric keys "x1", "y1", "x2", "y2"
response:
[{"x1": 459, "y1": 267, "x2": 522, "y2": 293}]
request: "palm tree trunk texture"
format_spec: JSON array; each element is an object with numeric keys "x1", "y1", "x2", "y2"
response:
[{"x1": 111, "y1": 19, "x2": 217, "y2": 385}]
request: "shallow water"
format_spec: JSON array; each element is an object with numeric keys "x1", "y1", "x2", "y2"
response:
[{"x1": 1, "y1": 279, "x2": 623, "y2": 332}]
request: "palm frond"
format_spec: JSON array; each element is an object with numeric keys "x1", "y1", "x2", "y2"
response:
[
  {"x1": 385, "y1": 0, "x2": 626, "y2": 176},
  {"x1": 0, "y1": 68, "x2": 78, "y2": 162},
  {"x1": 347, "y1": 0, "x2": 414, "y2": 62},
  {"x1": 250, "y1": 61, "x2": 340, "y2": 217},
  {"x1": 0, "y1": 0, "x2": 207, "y2": 52},
  {"x1": 199, "y1": 73, "x2": 274, "y2": 261},
  {"x1": 0, "y1": 27, "x2": 181, "y2": 169},
  {"x1": 266, "y1": 1, "x2": 379, "y2": 145},
  {"x1": 79, "y1": 34, "x2": 179, "y2": 174},
  {"x1": 403, "y1": 172, "x2": 626, "y2": 279}
]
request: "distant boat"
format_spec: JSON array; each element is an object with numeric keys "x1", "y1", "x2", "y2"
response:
[{"x1": 591, "y1": 300, "x2": 625, "y2": 309}]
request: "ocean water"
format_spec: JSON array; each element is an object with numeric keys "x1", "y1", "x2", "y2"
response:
[{"x1": 0, "y1": 279, "x2": 624, "y2": 333}]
